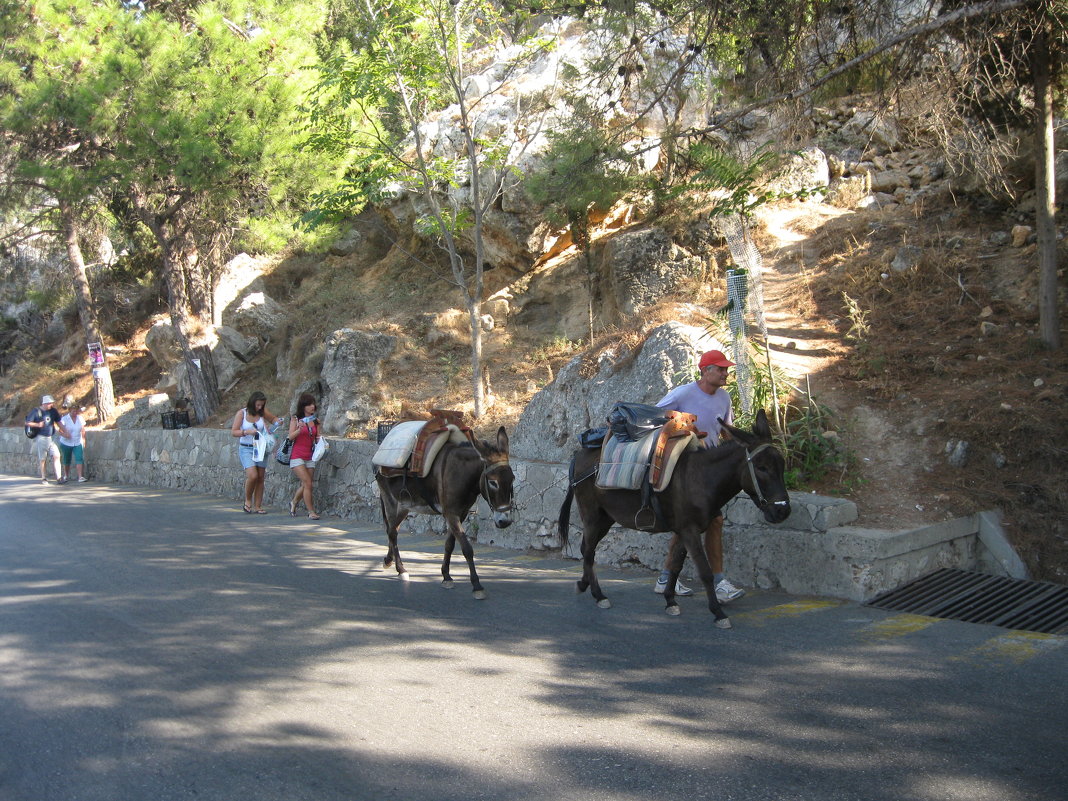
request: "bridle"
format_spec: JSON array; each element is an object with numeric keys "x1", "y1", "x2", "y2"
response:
[
  {"x1": 743, "y1": 442, "x2": 789, "y2": 512},
  {"x1": 478, "y1": 457, "x2": 515, "y2": 514}
]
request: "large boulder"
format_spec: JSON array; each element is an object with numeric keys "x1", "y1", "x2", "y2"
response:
[
  {"x1": 114, "y1": 393, "x2": 172, "y2": 429},
  {"x1": 214, "y1": 253, "x2": 270, "y2": 327},
  {"x1": 601, "y1": 229, "x2": 702, "y2": 321},
  {"x1": 319, "y1": 328, "x2": 398, "y2": 436},
  {"x1": 765, "y1": 146, "x2": 830, "y2": 197},
  {"x1": 511, "y1": 322, "x2": 725, "y2": 463},
  {"x1": 223, "y1": 291, "x2": 286, "y2": 342},
  {"x1": 144, "y1": 319, "x2": 183, "y2": 370}
]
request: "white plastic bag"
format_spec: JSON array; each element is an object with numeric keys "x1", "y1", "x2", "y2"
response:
[
  {"x1": 252, "y1": 433, "x2": 273, "y2": 463},
  {"x1": 253, "y1": 432, "x2": 275, "y2": 463},
  {"x1": 311, "y1": 435, "x2": 329, "y2": 464}
]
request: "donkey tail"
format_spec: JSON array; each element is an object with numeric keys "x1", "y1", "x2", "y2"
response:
[{"x1": 558, "y1": 482, "x2": 574, "y2": 549}]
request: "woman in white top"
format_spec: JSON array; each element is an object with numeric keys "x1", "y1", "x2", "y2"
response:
[
  {"x1": 58, "y1": 404, "x2": 88, "y2": 484},
  {"x1": 230, "y1": 391, "x2": 283, "y2": 514}
]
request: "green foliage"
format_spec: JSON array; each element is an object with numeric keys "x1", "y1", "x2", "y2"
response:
[
  {"x1": 780, "y1": 396, "x2": 847, "y2": 489},
  {"x1": 652, "y1": 142, "x2": 826, "y2": 219},
  {"x1": 524, "y1": 126, "x2": 634, "y2": 230},
  {"x1": 529, "y1": 336, "x2": 580, "y2": 364},
  {"x1": 813, "y1": 37, "x2": 897, "y2": 99},
  {"x1": 705, "y1": 316, "x2": 848, "y2": 491},
  {"x1": 841, "y1": 292, "x2": 870, "y2": 343}
]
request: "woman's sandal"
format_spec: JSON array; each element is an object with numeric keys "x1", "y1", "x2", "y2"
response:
[
  {"x1": 243, "y1": 504, "x2": 252, "y2": 514},
  {"x1": 289, "y1": 501, "x2": 297, "y2": 517},
  {"x1": 308, "y1": 513, "x2": 321, "y2": 520},
  {"x1": 254, "y1": 509, "x2": 268, "y2": 514}
]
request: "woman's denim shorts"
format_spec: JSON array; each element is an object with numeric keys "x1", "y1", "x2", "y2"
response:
[{"x1": 238, "y1": 444, "x2": 267, "y2": 469}]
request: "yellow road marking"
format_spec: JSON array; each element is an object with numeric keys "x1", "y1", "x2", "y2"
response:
[
  {"x1": 733, "y1": 599, "x2": 843, "y2": 624},
  {"x1": 952, "y1": 630, "x2": 1067, "y2": 666},
  {"x1": 861, "y1": 613, "x2": 940, "y2": 640}
]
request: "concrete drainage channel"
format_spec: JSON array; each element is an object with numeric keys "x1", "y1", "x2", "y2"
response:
[{"x1": 867, "y1": 568, "x2": 1068, "y2": 634}]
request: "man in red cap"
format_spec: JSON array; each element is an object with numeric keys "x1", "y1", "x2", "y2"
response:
[{"x1": 653, "y1": 349, "x2": 745, "y2": 603}]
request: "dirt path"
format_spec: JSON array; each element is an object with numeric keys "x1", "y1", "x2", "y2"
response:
[{"x1": 752, "y1": 202, "x2": 936, "y2": 529}]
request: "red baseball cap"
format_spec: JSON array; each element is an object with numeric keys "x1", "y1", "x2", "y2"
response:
[{"x1": 698, "y1": 349, "x2": 735, "y2": 369}]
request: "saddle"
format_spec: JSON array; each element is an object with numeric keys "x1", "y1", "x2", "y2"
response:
[
  {"x1": 596, "y1": 410, "x2": 702, "y2": 492},
  {"x1": 372, "y1": 409, "x2": 473, "y2": 478}
]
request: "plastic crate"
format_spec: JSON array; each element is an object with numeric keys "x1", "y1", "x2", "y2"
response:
[{"x1": 376, "y1": 421, "x2": 396, "y2": 443}]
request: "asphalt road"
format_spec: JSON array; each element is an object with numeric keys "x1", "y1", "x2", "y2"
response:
[{"x1": 1, "y1": 473, "x2": 1065, "y2": 801}]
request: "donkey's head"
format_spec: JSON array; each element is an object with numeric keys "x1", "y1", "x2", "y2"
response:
[
  {"x1": 472, "y1": 426, "x2": 515, "y2": 529},
  {"x1": 720, "y1": 410, "x2": 791, "y2": 524}
]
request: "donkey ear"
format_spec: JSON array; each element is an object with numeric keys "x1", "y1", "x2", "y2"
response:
[
  {"x1": 496, "y1": 426, "x2": 509, "y2": 453},
  {"x1": 718, "y1": 416, "x2": 755, "y2": 446},
  {"x1": 753, "y1": 409, "x2": 772, "y2": 439}
]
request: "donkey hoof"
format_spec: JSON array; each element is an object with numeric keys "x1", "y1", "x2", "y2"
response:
[
  {"x1": 715, "y1": 617, "x2": 733, "y2": 629},
  {"x1": 398, "y1": 571, "x2": 410, "y2": 582},
  {"x1": 666, "y1": 604, "x2": 681, "y2": 616},
  {"x1": 596, "y1": 598, "x2": 612, "y2": 609},
  {"x1": 441, "y1": 579, "x2": 454, "y2": 589},
  {"x1": 473, "y1": 589, "x2": 487, "y2": 600}
]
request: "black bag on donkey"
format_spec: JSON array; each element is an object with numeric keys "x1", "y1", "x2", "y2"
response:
[{"x1": 606, "y1": 402, "x2": 669, "y2": 442}]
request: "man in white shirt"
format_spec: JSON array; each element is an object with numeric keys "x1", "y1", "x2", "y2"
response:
[{"x1": 654, "y1": 349, "x2": 745, "y2": 603}]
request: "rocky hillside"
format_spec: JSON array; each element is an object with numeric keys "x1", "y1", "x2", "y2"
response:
[{"x1": 1, "y1": 70, "x2": 1065, "y2": 583}]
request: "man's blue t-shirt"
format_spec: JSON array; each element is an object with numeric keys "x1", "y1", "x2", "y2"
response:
[
  {"x1": 26, "y1": 406, "x2": 62, "y2": 437},
  {"x1": 657, "y1": 382, "x2": 733, "y2": 444}
]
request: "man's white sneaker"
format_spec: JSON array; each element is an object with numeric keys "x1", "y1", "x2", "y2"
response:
[
  {"x1": 654, "y1": 576, "x2": 694, "y2": 596},
  {"x1": 716, "y1": 579, "x2": 745, "y2": 603},
  {"x1": 77, "y1": 477, "x2": 88, "y2": 483}
]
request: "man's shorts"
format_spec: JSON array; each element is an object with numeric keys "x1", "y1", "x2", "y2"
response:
[
  {"x1": 59, "y1": 443, "x2": 84, "y2": 465},
  {"x1": 238, "y1": 444, "x2": 267, "y2": 470},
  {"x1": 32, "y1": 436, "x2": 59, "y2": 461}
]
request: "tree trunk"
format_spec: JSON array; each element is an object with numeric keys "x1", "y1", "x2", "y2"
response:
[
  {"x1": 60, "y1": 204, "x2": 116, "y2": 423},
  {"x1": 159, "y1": 247, "x2": 220, "y2": 423},
  {"x1": 1032, "y1": 24, "x2": 1060, "y2": 349},
  {"x1": 468, "y1": 298, "x2": 484, "y2": 418}
]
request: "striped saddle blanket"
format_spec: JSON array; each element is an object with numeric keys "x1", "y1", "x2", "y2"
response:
[{"x1": 596, "y1": 427, "x2": 699, "y2": 492}]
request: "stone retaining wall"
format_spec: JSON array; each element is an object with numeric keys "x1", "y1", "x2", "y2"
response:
[{"x1": 0, "y1": 427, "x2": 1022, "y2": 601}]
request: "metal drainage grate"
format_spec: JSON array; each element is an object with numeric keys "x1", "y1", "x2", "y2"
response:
[{"x1": 866, "y1": 568, "x2": 1068, "y2": 634}]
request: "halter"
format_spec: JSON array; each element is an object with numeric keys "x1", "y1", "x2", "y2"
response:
[
  {"x1": 743, "y1": 442, "x2": 787, "y2": 511},
  {"x1": 478, "y1": 457, "x2": 514, "y2": 514}
]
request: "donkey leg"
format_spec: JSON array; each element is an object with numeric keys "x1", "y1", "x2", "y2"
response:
[
  {"x1": 441, "y1": 532, "x2": 457, "y2": 588},
  {"x1": 444, "y1": 516, "x2": 485, "y2": 599},
  {"x1": 386, "y1": 512, "x2": 410, "y2": 580},
  {"x1": 662, "y1": 536, "x2": 689, "y2": 616},
  {"x1": 679, "y1": 528, "x2": 730, "y2": 628},
  {"x1": 580, "y1": 517, "x2": 614, "y2": 609}
]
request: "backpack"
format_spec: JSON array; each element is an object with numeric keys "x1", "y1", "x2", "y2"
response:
[{"x1": 24, "y1": 409, "x2": 40, "y2": 439}]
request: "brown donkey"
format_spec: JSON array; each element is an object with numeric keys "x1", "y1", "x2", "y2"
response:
[
  {"x1": 558, "y1": 410, "x2": 791, "y2": 628},
  {"x1": 375, "y1": 427, "x2": 514, "y2": 599}
]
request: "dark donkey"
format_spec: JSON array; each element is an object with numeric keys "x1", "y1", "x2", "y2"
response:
[
  {"x1": 558, "y1": 409, "x2": 790, "y2": 628},
  {"x1": 375, "y1": 427, "x2": 514, "y2": 599}
]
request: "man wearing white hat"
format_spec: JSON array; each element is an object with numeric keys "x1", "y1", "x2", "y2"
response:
[{"x1": 25, "y1": 395, "x2": 67, "y2": 484}]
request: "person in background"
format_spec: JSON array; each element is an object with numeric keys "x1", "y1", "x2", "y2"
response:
[
  {"x1": 59, "y1": 403, "x2": 88, "y2": 483},
  {"x1": 230, "y1": 391, "x2": 283, "y2": 514},
  {"x1": 287, "y1": 393, "x2": 321, "y2": 520},
  {"x1": 25, "y1": 395, "x2": 67, "y2": 485},
  {"x1": 654, "y1": 349, "x2": 746, "y2": 604}
]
